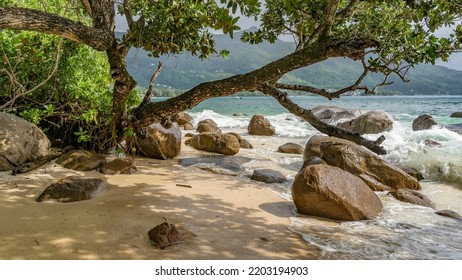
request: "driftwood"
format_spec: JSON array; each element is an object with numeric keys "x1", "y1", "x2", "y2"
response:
[{"x1": 11, "y1": 146, "x2": 73, "y2": 175}]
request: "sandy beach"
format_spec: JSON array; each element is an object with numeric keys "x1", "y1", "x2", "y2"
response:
[{"x1": 0, "y1": 143, "x2": 320, "y2": 260}]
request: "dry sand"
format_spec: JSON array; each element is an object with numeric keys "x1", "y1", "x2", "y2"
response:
[{"x1": 0, "y1": 144, "x2": 320, "y2": 260}]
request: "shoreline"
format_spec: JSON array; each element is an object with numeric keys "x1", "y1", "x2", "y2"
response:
[{"x1": 0, "y1": 144, "x2": 320, "y2": 260}]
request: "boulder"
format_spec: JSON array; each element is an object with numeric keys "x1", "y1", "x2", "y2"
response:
[
  {"x1": 303, "y1": 135, "x2": 353, "y2": 161},
  {"x1": 196, "y1": 119, "x2": 222, "y2": 134},
  {"x1": 450, "y1": 112, "x2": 462, "y2": 118},
  {"x1": 301, "y1": 156, "x2": 326, "y2": 169},
  {"x1": 179, "y1": 155, "x2": 252, "y2": 176},
  {"x1": 435, "y1": 210, "x2": 462, "y2": 221},
  {"x1": 56, "y1": 150, "x2": 106, "y2": 171},
  {"x1": 100, "y1": 157, "x2": 137, "y2": 175},
  {"x1": 311, "y1": 105, "x2": 361, "y2": 124},
  {"x1": 445, "y1": 123, "x2": 462, "y2": 134},
  {"x1": 148, "y1": 222, "x2": 183, "y2": 249},
  {"x1": 185, "y1": 133, "x2": 240, "y2": 155},
  {"x1": 247, "y1": 114, "x2": 276, "y2": 136},
  {"x1": 0, "y1": 112, "x2": 50, "y2": 171},
  {"x1": 389, "y1": 189, "x2": 435, "y2": 208},
  {"x1": 292, "y1": 164, "x2": 383, "y2": 221},
  {"x1": 36, "y1": 176, "x2": 107, "y2": 202},
  {"x1": 396, "y1": 164, "x2": 424, "y2": 181},
  {"x1": 226, "y1": 132, "x2": 253, "y2": 149},
  {"x1": 412, "y1": 114, "x2": 438, "y2": 131},
  {"x1": 319, "y1": 141, "x2": 421, "y2": 190},
  {"x1": 250, "y1": 169, "x2": 286, "y2": 183},
  {"x1": 176, "y1": 112, "x2": 193, "y2": 125},
  {"x1": 136, "y1": 123, "x2": 182, "y2": 159},
  {"x1": 183, "y1": 123, "x2": 194, "y2": 130},
  {"x1": 277, "y1": 143, "x2": 304, "y2": 154},
  {"x1": 337, "y1": 110, "x2": 393, "y2": 134}
]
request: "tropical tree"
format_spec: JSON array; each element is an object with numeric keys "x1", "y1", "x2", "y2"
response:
[{"x1": 1, "y1": 0, "x2": 461, "y2": 154}]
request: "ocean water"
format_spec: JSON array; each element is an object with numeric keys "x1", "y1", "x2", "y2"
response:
[{"x1": 177, "y1": 95, "x2": 462, "y2": 259}]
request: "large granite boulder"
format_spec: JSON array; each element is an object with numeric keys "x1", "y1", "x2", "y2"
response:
[
  {"x1": 412, "y1": 114, "x2": 438, "y2": 131},
  {"x1": 136, "y1": 123, "x2": 182, "y2": 159},
  {"x1": 247, "y1": 114, "x2": 275, "y2": 136},
  {"x1": 450, "y1": 112, "x2": 462, "y2": 118},
  {"x1": 277, "y1": 142, "x2": 304, "y2": 154},
  {"x1": 338, "y1": 110, "x2": 393, "y2": 134},
  {"x1": 185, "y1": 132, "x2": 240, "y2": 155},
  {"x1": 388, "y1": 189, "x2": 435, "y2": 209},
  {"x1": 292, "y1": 164, "x2": 383, "y2": 221},
  {"x1": 0, "y1": 112, "x2": 50, "y2": 171},
  {"x1": 320, "y1": 141, "x2": 421, "y2": 191},
  {"x1": 226, "y1": 132, "x2": 253, "y2": 149},
  {"x1": 100, "y1": 157, "x2": 137, "y2": 175},
  {"x1": 303, "y1": 135, "x2": 353, "y2": 161},
  {"x1": 311, "y1": 105, "x2": 361, "y2": 124},
  {"x1": 196, "y1": 119, "x2": 222, "y2": 134},
  {"x1": 250, "y1": 169, "x2": 287, "y2": 183},
  {"x1": 176, "y1": 112, "x2": 193, "y2": 125},
  {"x1": 36, "y1": 176, "x2": 107, "y2": 203},
  {"x1": 56, "y1": 150, "x2": 106, "y2": 171}
]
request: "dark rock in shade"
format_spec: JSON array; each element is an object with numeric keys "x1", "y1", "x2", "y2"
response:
[
  {"x1": 320, "y1": 141, "x2": 421, "y2": 191},
  {"x1": 185, "y1": 132, "x2": 240, "y2": 155},
  {"x1": 445, "y1": 123, "x2": 462, "y2": 134},
  {"x1": 250, "y1": 169, "x2": 286, "y2": 183},
  {"x1": 277, "y1": 143, "x2": 304, "y2": 154},
  {"x1": 435, "y1": 209, "x2": 462, "y2": 221},
  {"x1": 148, "y1": 222, "x2": 183, "y2": 249},
  {"x1": 196, "y1": 119, "x2": 222, "y2": 134},
  {"x1": 56, "y1": 150, "x2": 106, "y2": 171},
  {"x1": 301, "y1": 156, "x2": 326, "y2": 169},
  {"x1": 337, "y1": 110, "x2": 393, "y2": 135},
  {"x1": 388, "y1": 189, "x2": 435, "y2": 209},
  {"x1": 183, "y1": 122, "x2": 194, "y2": 130},
  {"x1": 179, "y1": 155, "x2": 253, "y2": 175},
  {"x1": 100, "y1": 157, "x2": 137, "y2": 175},
  {"x1": 292, "y1": 164, "x2": 383, "y2": 221},
  {"x1": 36, "y1": 176, "x2": 107, "y2": 203},
  {"x1": 0, "y1": 112, "x2": 51, "y2": 171},
  {"x1": 176, "y1": 112, "x2": 193, "y2": 125},
  {"x1": 395, "y1": 164, "x2": 424, "y2": 181},
  {"x1": 303, "y1": 135, "x2": 354, "y2": 161},
  {"x1": 450, "y1": 112, "x2": 462, "y2": 118},
  {"x1": 247, "y1": 114, "x2": 276, "y2": 136},
  {"x1": 136, "y1": 123, "x2": 182, "y2": 160},
  {"x1": 412, "y1": 114, "x2": 438, "y2": 131}
]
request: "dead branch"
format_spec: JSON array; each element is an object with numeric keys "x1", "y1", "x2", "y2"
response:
[{"x1": 141, "y1": 61, "x2": 163, "y2": 105}]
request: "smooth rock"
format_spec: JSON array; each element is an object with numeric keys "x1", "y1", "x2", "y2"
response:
[
  {"x1": 311, "y1": 105, "x2": 361, "y2": 124},
  {"x1": 320, "y1": 141, "x2": 421, "y2": 191},
  {"x1": 0, "y1": 112, "x2": 50, "y2": 171},
  {"x1": 445, "y1": 123, "x2": 462, "y2": 134},
  {"x1": 412, "y1": 114, "x2": 438, "y2": 131},
  {"x1": 338, "y1": 110, "x2": 393, "y2": 134},
  {"x1": 250, "y1": 169, "x2": 286, "y2": 183},
  {"x1": 396, "y1": 164, "x2": 424, "y2": 181},
  {"x1": 148, "y1": 222, "x2": 183, "y2": 249},
  {"x1": 277, "y1": 143, "x2": 304, "y2": 154},
  {"x1": 450, "y1": 112, "x2": 462, "y2": 118},
  {"x1": 185, "y1": 133, "x2": 240, "y2": 155},
  {"x1": 100, "y1": 157, "x2": 137, "y2": 174},
  {"x1": 389, "y1": 189, "x2": 435, "y2": 208},
  {"x1": 136, "y1": 123, "x2": 182, "y2": 159},
  {"x1": 36, "y1": 176, "x2": 107, "y2": 202},
  {"x1": 301, "y1": 156, "x2": 326, "y2": 168},
  {"x1": 303, "y1": 135, "x2": 353, "y2": 161},
  {"x1": 179, "y1": 156, "x2": 253, "y2": 174},
  {"x1": 292, "y1": 164, "x2": 383, "y2": 221},
  {"x1": 247, "y1": 114, "x2": 276, "y2": 136},
  {"x1": 196, "y1": 119, "x2": 222, "y2": 134},
  {"x1": 56, "y1": 150, "x2": 106, "y2": 171},
  {"x1": 176, "y1": 112, "x2": 193, "y2": 125},
  {"x1": 226, "y1": 132, "x2": 253, "y2": 149},
  {"x1": 435, "y1": 209, "x2": 462, "y2": 221},
  {"x1": 183, "y1": 123, "x2": 194, "y2": 130}
]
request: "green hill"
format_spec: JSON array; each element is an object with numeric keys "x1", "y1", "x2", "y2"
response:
[{"x1": 119, "y1": 30, "x2": 462, "y2": 95}]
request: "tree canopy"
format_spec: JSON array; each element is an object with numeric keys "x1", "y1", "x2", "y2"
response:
[{"x1": 1, "y1": 0, "x2": 461, "y2": 154}]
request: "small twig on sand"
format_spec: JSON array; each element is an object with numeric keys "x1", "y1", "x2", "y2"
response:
[
  {"x1": 176, "y1": 184, "x2": 192, "y2": 188},
  {"x1": 34, "y1": 239, "x2": 40, "y2": 246}
]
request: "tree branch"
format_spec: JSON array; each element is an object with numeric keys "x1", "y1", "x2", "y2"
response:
[
  {"x1": 141, "y1": 61, "x2": 163, "y2": 105},
  {"x1": 0, "y1": 7, "x2": 113, "y2": 51},
  {"x1": 80, "y1": 0, "x2": 93, "y2": 17},
  {"x1": 122, "y1": 0, "x2": 135, "y2": 29}
]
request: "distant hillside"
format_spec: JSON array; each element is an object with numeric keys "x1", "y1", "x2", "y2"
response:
[{"x1": 119, "y1": 31, "x2": 462, "y2": 95}]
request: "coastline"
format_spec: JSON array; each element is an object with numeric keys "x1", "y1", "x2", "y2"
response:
[{"x1": 0, "y1": 143, "x2": 320, "y2": 260}]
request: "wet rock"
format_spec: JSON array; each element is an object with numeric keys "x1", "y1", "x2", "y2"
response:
[
  {"x1": 424, "y1": 139, "x2": 442, "y2": 147},
  {"x1": 233, "y1": 113, "x2": 248, "y2": 116},
  {"x1": 435, "y1": 209, "x2": 462, "y2": 221},
  {"x1": 445, "y1": 123, "x2": 462, "y2": 134},
  {"x1": 136, "y1": 123, "x2": 182, "y2": 159},
  {"x1": 36, "y1": 176, "x2": 107, "y2": 203},
  {"x1": 412, "y1": 114, "x2": 438, "y2": 131},
  {"x1": 247, "y1": 114, "x2": 276, "y2": 136},
  {"x1": 56, "y1": 150, "x2": 106, "y2": 171},
  {"x1": 292, "y1": 164, "x2": 383, "y2": 221},
  {"x1": 0, "y1": 112, "x2": 50, "y2": 171},
  {"x1": 277, "y1": 143, "x2": 304, "y2": 154},
  {"x1": 100, "y1": 157, "x2": 137, "y2": 175},
  {"x1": 148, "y1": 222, "x2": 183, "y2": 249},
  {"x1": 388, "y1": 189, "x2": 436, "y2": 209},
  {"x1": 185, "y1": 133, "x2": 240, "y2": 155},
  {"x1": 183, "y1": 123, "x2": 194, "y2": 130},
  {"x1": 176, "y1": 112, "x2": 193, "y2": 125},
  {"x1": 320, "y1": 141, "x2": 421, "y2": 191},
  {"x1": 450, "y1": 112, "x2": 462, "y2": 118},
  {"x1": 396, "y1": 164, "x2": 424, "y2": 181},
  {"x1": 250, "y1": 169, "x2": 286, "y2": 183},
  {"x1": 337, "y1": 110, "x2": 393, "y2": 134},
  {"x1": 179, "y1": 155, "x2": 253, "y2": 174},
  {"x1": 303, "y1": 135, "x2": 353, "y2": 161},
  {"x1": 196, "y1": 119, "x2": 222, "y2": 134},
  {"x1": 311, "y1": 105, "x2": 361, "y2": 124}
]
